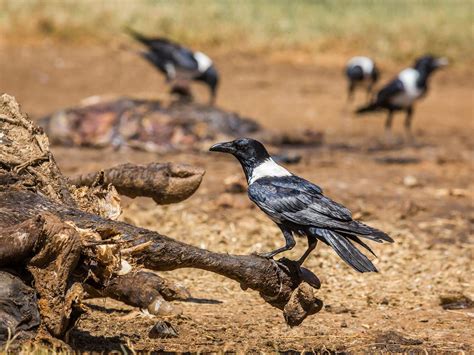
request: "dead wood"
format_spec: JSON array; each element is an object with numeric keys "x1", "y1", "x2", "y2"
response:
[
  {"x1": 84, "y1": 270, "x2": 190, "y2": 316},
  {"x1": 0, "y1": 217, "x2": 43, "y2": 266},
  {"x1": 26, "y1": 213, "x2": 85, "y2": 338},
  {"x1": 0, "y1": 189, "x2": 322, "y2": 326},
  {"x1": 0, "y1": 94, "x2": 75, "y2": 206},
  {"x1": 0, "y1": 271, "x2": 40, "y2": 343},
  {"x1": 0, "y1": 213, "x2": 86, "y2": 338},
  {"x1": 0, "y1": 93, "x2": 323, "y2": 342},
  {"x1": 88, "y1": 270, "x2": 191, "y2": 303},
  {"x1": 69, "y1": 162, "x2": 205, "y2": 204}
]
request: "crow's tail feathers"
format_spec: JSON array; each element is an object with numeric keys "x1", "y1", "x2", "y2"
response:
[
  {"x1": 323, "y1": 230, "x2": 378, "y2": 273},
  {"x1": 355, "y1": 102, "x2": 380, "y2": 115},
  {"x1": 345, "y1": 234, "x2": 376, "y2": 257},
  {"x1": 125, "y1": 27, "x2": 150, "y2": 45},
  {"x1": 341, "y1": 220, "x2": 393, "y2": 243},
  {"x1": 311, "y1": 228, "x2": 378, "y2": 273}
]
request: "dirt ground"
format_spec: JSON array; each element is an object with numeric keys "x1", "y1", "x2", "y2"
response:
[{"x1": 1, "y1": 41, "x2": 473, "y2": 353}]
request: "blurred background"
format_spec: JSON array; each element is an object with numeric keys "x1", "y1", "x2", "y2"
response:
[
  {"x1": 1, "y1": 0, "x2": 472, "y2": 133},
  {"x1": 0, "y1": 1, "x2": 473, "y2": 352}
]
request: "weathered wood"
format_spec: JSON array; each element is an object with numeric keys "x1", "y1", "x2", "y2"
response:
[
  {"x1": 84, "y1": 270, "x2": 190, "y2": 316},
  {"x1": 0, "y1": 217, "x2": 43, "y2": 266},
  {"x1": 69, "y1": 163, "x2": 205, "y2": 204},
  {"x1": 0, "y1": 271, "x2": 40, "y2": 343},
  {"x1": 0, "y1": 189, "x2": 322, "y2": 321},
  {"x1": 27, "y1": 214, "x2": 84, "y2": 338},
  {"x1": 0, "y1": 94, "x2": 75, "y2": 206}
]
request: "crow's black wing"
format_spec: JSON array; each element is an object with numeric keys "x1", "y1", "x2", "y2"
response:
[
  {"x1": 266, "y1": 175, "x2": 324, "y2": 195},
  {"x1": 248, "y1": 176, "x2": 392, "y2": 242},
  {"x1": 128, "y1": 30, "x2": 198, "y2": 72},
  {"x1": 248, "y1": 176, "x2": 352, "y2": 224},
  {"x1": 148, "y1": 41, "x2": 197, "y2": 72},
  {"x1": 375, "y1": 78, "x2": 404, "y2": 105}
]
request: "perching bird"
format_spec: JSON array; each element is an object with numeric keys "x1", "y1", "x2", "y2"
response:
[
  {"x1": 356, "y1": 55, "x2": 448, "y2": 140},
  {"x1": 210, "y1": 138, "x2": 393, "y2": 272},
  {"x1": 345, "y1": 56, "x2": 379, "y2": 102},
  {"x1": 127, "y1": 28, "x2": 219, "y2": 104}
]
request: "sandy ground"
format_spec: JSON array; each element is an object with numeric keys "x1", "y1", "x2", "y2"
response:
[{"x1": 1, "y1": 41, "x2": 473, "y2": 352}]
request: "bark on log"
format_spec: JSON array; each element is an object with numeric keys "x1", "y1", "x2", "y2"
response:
[
  {"x1": 0, "y1": 213, "x2": 85, "y2": 338},
  {"x1": 69, "y1": 163, "x2": 205, "y2": 204},
  {"x1": 84, "y1": 270, "x2": 190, "y2": 316},
  {"x1": 0, "y1": 95, "x2": 75, "y2": 206},
  {"x1": 0, "y1": 217, "x2": 43, "y2": 266},
  {"x1": 0, "y1": 271, "x2": 40, "y2": 343},
  {"x1": 0, "y1": 189, "x2": 322, "y2": 324}
]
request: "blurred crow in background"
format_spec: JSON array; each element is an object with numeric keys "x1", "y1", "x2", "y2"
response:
[
  {"x1": 356, "y1": 55, "x2": 448, "y2": 140},
  {"x1": 127, "y1": 28, "x2": 219, "y2": 104},
  {"x1": 345, "y1": 56, "x2": 379, "y2": 102},
  {"x1": 210, "y1": 138, "x2": 393, "y2": 272}
]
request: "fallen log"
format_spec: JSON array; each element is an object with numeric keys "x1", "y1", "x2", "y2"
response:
[{"x1": 0, "y1": 93, "x2": 323, "y2": 344}]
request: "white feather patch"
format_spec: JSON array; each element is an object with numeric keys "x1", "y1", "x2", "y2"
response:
[
  {"x1": 193, "y1": 51, "x2": 213, "y2": 73},
  {"x1": 249, "y1": 158, "x2": 291, "y2": 184},
  {"x1": 347, "y1": 56, "x2": 374, "y2": 76},
  {"x1": 390, "y1": 68, "x2": 423, "y2": 107}
]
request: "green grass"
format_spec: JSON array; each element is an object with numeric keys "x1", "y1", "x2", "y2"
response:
[{"x1": 0, "y1": 0, "x2": 472, "y2": 63}]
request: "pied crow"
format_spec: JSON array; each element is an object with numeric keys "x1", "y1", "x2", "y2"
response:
[
  {"x1": 210, "y1": 138, "x2": 393, "y2": 273},
  {"x1": 127, "y1": 28, "x2": 219, "y2": 104},
  {"x1": 345, "y1": 56, "x2": 379, "y2": 102},
  {"x1": 356, "y1": 55, "x2": 448, "y2": 139}
]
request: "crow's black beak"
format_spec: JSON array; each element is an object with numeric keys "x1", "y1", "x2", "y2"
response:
[{"x1": 209, "y1": 141, "x2": 235, "y2": 154}]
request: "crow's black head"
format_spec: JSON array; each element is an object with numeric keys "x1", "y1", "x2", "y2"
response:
[
  {"x1": 210, "y1": 138, "x2": 269, "y2": 161},
  {"x1": 209, "y1": 138, "x2": 274, "y2": 181},
  {"x1": 197, "y1": 66, "x2": 219, "y2": 104},
  {"x1": 414, "y1": 55, "x2": 448, "y2": 74},
  {"x1": 346, "y1": 65, "x2": 364, "y2": 81},
  {"x1": 210, "y1": 137, "x2": 271, "y2": 174}
]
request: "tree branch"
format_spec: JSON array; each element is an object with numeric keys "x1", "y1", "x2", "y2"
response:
[{"x1": 69, "y1": 163, "x2": 204, "y2": 204}]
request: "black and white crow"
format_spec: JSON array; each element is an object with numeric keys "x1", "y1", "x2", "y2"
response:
[
  {"x1": 356, "y1": 55, "x2": 448, "y2": 139},
  {"x1": 210, "y1": 138, "x2": 393, "y2": 273},
  {"x1": 345, "y1": 56, "x2": 379, "y2": 102},
  {"x1": 127, "y1": 28, "x2": 219, "y2": 104}
]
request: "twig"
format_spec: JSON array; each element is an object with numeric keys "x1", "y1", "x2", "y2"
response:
[
  {"x1": 121, "y1": 241, "x2": 153, "y2": 255},
  {"x1": 13, "y1": 154, "x2": 50, "y2": 173}
]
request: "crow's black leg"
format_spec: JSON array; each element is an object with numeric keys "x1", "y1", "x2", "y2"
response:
[
  {"x1": 384, "y1": 110, "x2": 394, "y2": 131},
  {"x1": 366, "y1": 82, "x2": 374, "y2": 102},
  {"x1": 384, "y1": 110, "x2": 395, "y2": 142},
  {"x1": 258, "y1": 225, "x2": 296, "y2": 259},
  {"x1": 209, "y1": 90, "x2": 216, "y2": 106},
  {"x1": 297, "y1": 236, "x2": 318, "y2": 265},
  {"x1": 404, "y1": 106, "x2": 414, "y2": 142},
  {"x1": 347, "y1": 81, "x2": 355, "y2": 102}
]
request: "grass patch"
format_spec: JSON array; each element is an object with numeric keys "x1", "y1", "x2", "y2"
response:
[{"x1": 0, "y1": 0, "x2": 472, "y2": 64}]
